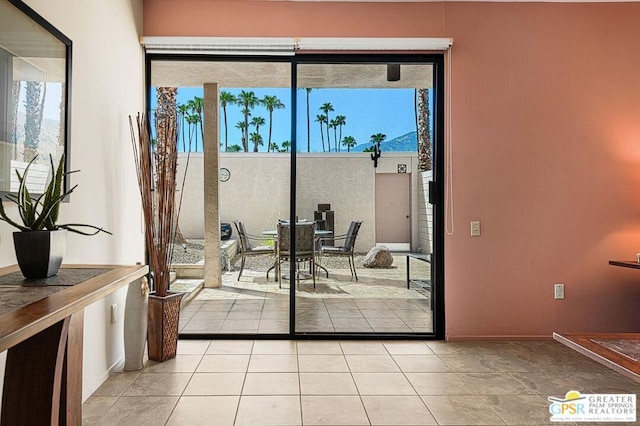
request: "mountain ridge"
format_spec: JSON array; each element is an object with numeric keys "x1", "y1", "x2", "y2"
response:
[{"x1": 351, "y1": 131, "x2": 417, "y2": 153}]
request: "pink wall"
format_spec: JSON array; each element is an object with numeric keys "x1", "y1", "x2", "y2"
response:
[{"x1": 144, "y1": 1, "x2": 640, "y2": 339}]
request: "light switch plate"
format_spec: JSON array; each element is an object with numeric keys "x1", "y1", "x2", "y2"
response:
[
  {"x1": 470, "y1": 220, "x2": 481, "y2": 236},
  {"x1": 554, "y1": 284, "x2": 564, "y2": 300}
]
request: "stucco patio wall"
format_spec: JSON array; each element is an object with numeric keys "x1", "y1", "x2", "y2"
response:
[{"x1": 176, "y1": 152, "x2": 421, "y2": 253}]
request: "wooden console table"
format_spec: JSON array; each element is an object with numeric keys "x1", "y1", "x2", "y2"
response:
[
  {"x1": 609, "y1": 260, "x2": 640, "y2": 270},
  {"x1": 0, "y1": 264, "x2": 148, "y2": 426},
  {"x1": 554, "y1": 260, "x2": 640, "y2": 382}
]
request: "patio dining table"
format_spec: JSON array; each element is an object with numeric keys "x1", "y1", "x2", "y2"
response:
[{"x1": 262, "y1": 228, "x2": 333, "y2": 281}]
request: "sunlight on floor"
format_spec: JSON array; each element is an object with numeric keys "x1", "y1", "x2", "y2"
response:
[{"x1": 179, "y1": 254, "x2": 433, "y2": 334}]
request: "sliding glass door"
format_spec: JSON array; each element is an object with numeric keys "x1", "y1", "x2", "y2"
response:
[
  {"x1": 293, "y1": 56, "x2": 441, "y2": 336},
  {"x1": 148, "y1": 53, "x2": 444, "y2": 339},
  {"x1": 150, "y1": 58, "x2": 293, "y2": 336}
]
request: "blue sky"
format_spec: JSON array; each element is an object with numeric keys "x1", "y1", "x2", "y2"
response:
[{"x1": 151, "y1": 87, "x2": 423, "y2": 152}]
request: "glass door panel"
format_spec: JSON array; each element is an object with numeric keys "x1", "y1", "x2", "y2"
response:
[
  {"x1": 150, "y1": 55, "x2": 442, "y2": 338},
  {"x1": 150, "y1": 59, "x2": 292, "y2": 335},
  {"x1": 294, "y1": 59, "x2": 436, "y2": 335}
]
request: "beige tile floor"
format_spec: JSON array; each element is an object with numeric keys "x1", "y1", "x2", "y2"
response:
[{"x1": 83, "y1": 339, "x2": 640, "y2": 425}]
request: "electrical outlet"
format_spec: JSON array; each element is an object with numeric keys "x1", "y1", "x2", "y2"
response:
[
  {"x1": 470, "y1": 220, "x2": 481, "y2": 236},
  {"x1": 110, "y1": 304, "x2": 117, "y2": 324},
  {"x1": 554, "y1": 284, "x2": 564, "y2": 300}
]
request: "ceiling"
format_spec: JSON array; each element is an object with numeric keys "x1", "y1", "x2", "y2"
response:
[{"x1": 151, "y1": 61, "x2": 433, "y2": 89}]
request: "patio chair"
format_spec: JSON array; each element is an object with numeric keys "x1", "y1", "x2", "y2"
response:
[
  {"x1": 233, "y1": 220, "x2": 275, "y2": 279},
  {"x1": 317, "y1": 220, "x2": 363, "y2": 281},
  {"x1": 276, "y1": 222, "x2": 316, "y2": 288}
]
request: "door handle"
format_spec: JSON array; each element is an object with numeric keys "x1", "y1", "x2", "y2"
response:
[{"x1": 428, "y1": 181, "x2": 437, "y2": 205}]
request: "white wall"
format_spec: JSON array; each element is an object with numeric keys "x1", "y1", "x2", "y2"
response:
[
  {"x1": 177, "y1": 152, "x2": 420, "y2": 253},
  {"x1": 0, "y1": 0, "x2": 145, "y2": 402}
]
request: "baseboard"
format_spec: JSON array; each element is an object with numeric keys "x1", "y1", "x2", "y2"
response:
[
  {"x1": 446, "y1": 334, "x2": 554, "y2": 341},
  {"x1": 82, "y1": 356, "x2": 124, "y2": 402}
]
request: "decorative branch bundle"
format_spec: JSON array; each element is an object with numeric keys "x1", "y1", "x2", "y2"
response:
[{"x1": 130, "y1": 112, "x2": 178, "y2": 297}]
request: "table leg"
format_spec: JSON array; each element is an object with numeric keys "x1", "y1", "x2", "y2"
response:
[
  {"x1": 61, "y1": 311, "x2": 84, "y2": 425},
  {"x1": 1, "y1": 316, "x2": 73, "y2": 426}
]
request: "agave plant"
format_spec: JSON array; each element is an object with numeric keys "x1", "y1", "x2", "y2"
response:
[{"x1": 0, "y1": 154, "x2": 111, "y2": 235}]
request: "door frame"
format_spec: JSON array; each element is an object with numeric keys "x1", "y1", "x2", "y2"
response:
[
  {"x1": 290, "y1": 53, "x2": 445, "y2": 339},
  {"x1": 146, "y1": 52, "x2": 446, "y2": 340}
]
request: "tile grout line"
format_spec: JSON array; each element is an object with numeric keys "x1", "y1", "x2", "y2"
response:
[
  {"x1": 342, "y1": 340, "x2": 374, "y2": 426},
  {"x1": 386, "y1": 341, "x2": 442, "y2": 425},
  {"x1": 231, "y1": 339, "x2": 254, "y2": 426},
  {"x1": 296, "y1": 341, "x2": 305, "y2": 426},
  {"x1": 434, "y1": 348, "x2": 537, "y2": 425},
  {"x1": 161, "y1": 343, "x2": 209, "y2": 426}
]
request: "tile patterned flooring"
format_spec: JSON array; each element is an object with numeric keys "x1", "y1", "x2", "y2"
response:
[
  {"x1": 179, "y1": 254, "x2": 432, "y2": 335},
  {"x1": 180, "y1": 296, "x2": 433, "y2": 334},
  {"x1": 83, "y1": 340, "x2": 640, "y2": 425}
]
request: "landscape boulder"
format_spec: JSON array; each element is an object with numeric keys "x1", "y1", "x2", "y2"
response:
[{"x1": 363, "y1": 246, "x2": 394, "y2": 268}]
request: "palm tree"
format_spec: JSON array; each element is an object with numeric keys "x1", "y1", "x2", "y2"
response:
[
  {"x1": 305, "y1": 88, "x2": 312, "y2": 152},
  {"x1": 370, "y1": 133, "x2": 386, "y2": 144},
  {"x1": 416, "y1": 88, "x2": 432, "y2": 171},
  {"x1": 189, "y1": 96, "x2": 204, "y2": 150},
  {"x1": 57, "y1": 83, "x2": 65, "y2": 150},
  {"x1": 251, "y1": 116, "x2": 265, "y2": 133},
  {"x1": 10, "y1": 81, "x2": 20, "y2": 159},
  {"x1": 268, "y1": 142, "x2": 280, "y2": 152},
  {"x1": 329, "y1": 119, "x2": 339, "y2": 153},
  {"x1": 227, "y1": 144, "x2": 242, "y2": 152},
  {"x1": 249, "y1": 117, "x2": 265, "y2": 152},
  {"x1": 342, "y1": 135, "x2": 357, "y2": 152},
  {"x1": 23, "y1": 81, "x2": 46, "y2": 161},
  {"x1": 176, "y1": 103, "x2": 189, "y2": 152},
  {"x1": 240, "y1": 108, "x2": 252, "y2": 152},
  {"x1": 261, "y1": 95, "x2": 285, "y2": 152},
  {"x1": 281, "y1": 140, "x2": 291, "y2": 152},
  {"x1": 315, "y1": 114, "x2": 327, "y2": 152},
  {"x1": 155, "y1": 86, "x2": 188, "y2": 245},
  {"x1": 370, "y1": 132, "x2": 386, "y2": 152},
  {"x1": 177, "y1": 102, "x2": 200, "y2": 154},
  {"x1": 249, "y1": 131, "x2": 264, "y2": 152},
  {"x1": 235, "y1": 121, "x2": 247, "y2": 151},
  {"x1": 185, "y1": 113, "x2": 200, "y2": 151},
  {"x1": 220, "y1": 91, "x2": 236, "y2": 152},
  {"x1": 335, "y1": 115, "x2": 346, "y2": 153},
  {"x1": 319, "y1": 102, "x2": 334, "y2": 152},
  {"x1": 237, "y1": 90, "x2": 259, "y2": 152},
  {"x1": 251, "y1": 116, "x2": 265, "y2": 152}
]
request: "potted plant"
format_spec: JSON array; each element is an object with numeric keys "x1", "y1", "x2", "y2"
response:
[
  {"x1": 0, "y1": 154, "x2": 110, "y2": 278},
  {"x1": 130, "y1": 111, "x2": 183, "y2": 362}
]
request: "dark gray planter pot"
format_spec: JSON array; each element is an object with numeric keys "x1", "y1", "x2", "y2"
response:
[
  {"x1": 220, "y1": 223, "x2": 232, "y2": 240},
  {"x1": 13, "y1": 230, "x2": 67, "y2": 278}
]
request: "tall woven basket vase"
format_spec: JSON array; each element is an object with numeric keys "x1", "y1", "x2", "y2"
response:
[{"x1": 147, "y1": 292, "x2": 183, "y2": 362}]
